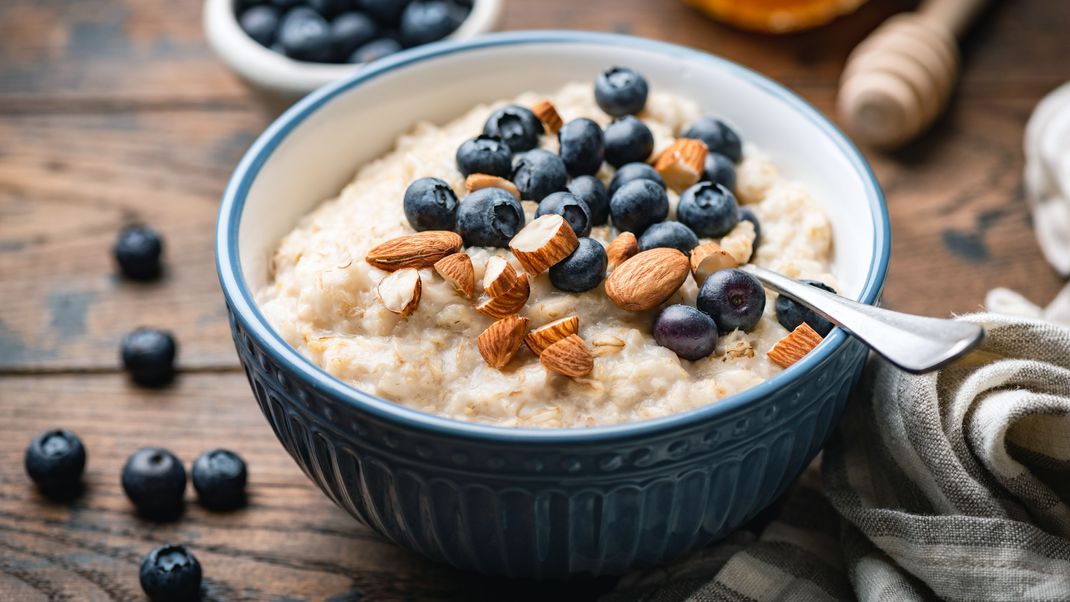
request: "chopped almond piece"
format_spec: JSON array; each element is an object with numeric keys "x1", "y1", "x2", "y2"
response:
[
  {"x1": 767, "y1": 323, "x2": 824, "y2": 368},
  {"x1": 524, "y1": 315, "x2": 580, "y2": 356},
  {"x1": 532, "y1": 99, "x2": 563, "y2": 134},
  {"x1": 465, "y1": 173, "x2": 521, "y2": 201},
  {"x1": 475, "y1": 272, "x2": 530, "y2": 319},
  {"x1": 433, "y1": 253, "x2": 475, "y2": 299},
  {"x1": 654, "y1": 139, "x2": 708, "y2": 191},
  {"x1": 606, "y1": 231, "x2": 639, "y2": 270},
  {"x1": 376, "y1": 268, "x2": 422, "y2": 316},
  {"x1": 483, "y1": 256, "x2": 519, "y2": 297},
  {"x1": 540, "y1": 334, "x2": 594, "y2": 377},
  {"x1": 509, "y1": 214, "x2": 579, "y2": 275},
  {"x1": 690, "y1": 241, "x2": 739, "y2": 286},
  {"x1": 477, "y1": 315, "x2": 530, "y2": 369}
]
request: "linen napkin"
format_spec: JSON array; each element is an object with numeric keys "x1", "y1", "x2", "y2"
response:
[{"x1": 605, "y1": 313, "x2": 1070, "y2": 602}]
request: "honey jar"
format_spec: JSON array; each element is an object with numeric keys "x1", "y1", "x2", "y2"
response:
[{"x1": 683, "y1": 0, "x2": 868, "y2": 33}]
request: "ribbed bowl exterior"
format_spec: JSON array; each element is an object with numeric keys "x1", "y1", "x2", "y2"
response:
[{"x1": 228, "y1": 305, "x2": 866, "y2": 579}]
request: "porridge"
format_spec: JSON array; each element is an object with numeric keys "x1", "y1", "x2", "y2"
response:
[{"x1": 257, "y1": 68, "x2": 836, "y2": 428}]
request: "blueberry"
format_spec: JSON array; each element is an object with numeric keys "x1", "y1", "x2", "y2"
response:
[
  {"x1": 267, "y1": 0, "x2": 301, "y2": 9},
  {"x1": 609, "y1": 179, "x2": 668, "y2": 235},
  {"x1": 536, "y1": 192, "x2": 592, "y2": 237},
  {"x1": 403, "y1": 177, "x2": 458, "y2": 231},
  {"x1": 308, "y1": 0, "x2": 349, "y2": 18},
  {"x1": 594, "y1": 67, "x2": 649, "y2": 117},
  {"x1": 697, "y1": 268, "x2": 766, "y2": 334},
  {"x1": 775, "y1": 280, "x2": 836, "y2": 336},
  {"x1": 455, "y1": 135, "x2": 512, "y2": 178},
  {"x1": 603, "y1": 116, "x2": 654, "y2": 167},
  {"x1": 277, "y1": 7, "x2": 333, "y2": 62},
  {"x1": 456, "y1": 187, "x2": 525, "y2": 248},
  {"x1": 557, "y1": 118, "x2": 604, "y2": 177},
  {"x1": 24, "y1": 429, "x2": 86, "y2": 499},
  {"x1": 192, "y1": 449, "x2": 248, "y2": 511},
  {"x1": 653, "y1": 304, "x2": 718, "y2": 360},
  {"x1": 358, "y1": 0, "x2": 411, "y2": 24},
  {"x1": 348, "y1": 37, "x2": 402, "y2": 63},
  {"x1": 329, "y1": 11, "x2": 378, "y2": 58},
  {"x1": 122, "y1": 448, "x2": 187, "y2": 520},
  {"x1": 549, "y1": 238, "x2": 608, "y2": 292},
  {"x1": 682, "y1": 117, "x2": 743, "y2": 163},
  {"x1": 702, "y1": 152, "x2": 737, "y2": 192},
  {"x1": 511, "y1": 149, "x2": 567, "y2": 202},
  {"x1": 567, "y1": 176, "x2": 610, "y2": 226},
  {"x1": 482, "y1": 105, "x2": 543, "y2": 153},
  {"x1": 638, "y1": 221, "x2": 699, "y2": 254},
  {"x1": 139, "y1": 544, "x2": 202, "y2": 602},
  {"x1": 238, "y1": 5, "x2": 280, "y2": 47},
  {"x1": 677, "y1": 182, "x2": 740, "y2": 238},
  {"x1": 121, "y1": 328, "x2": 177, "y2": 387},
  {"x1": 114, "y1": 225, "x2": 164, "y2": 280},
  {"x1": 739, "y1": 206, "x2": 761, "y2": 250},
  {"x1": 399, "y1": 0, "x2": 457, "y2": 47},
  {"x1": 608, "y1": 162, "x2": 664, "y2": 198}
]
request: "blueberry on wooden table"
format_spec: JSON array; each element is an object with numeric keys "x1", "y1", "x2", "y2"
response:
[
  {"x1": 24, "y1": 429, "x2": 86, "y2": 499},
  {"x1": 456, "y1": 135, "x2": 512, "y2": 178},
  {"x1": 512, "y1": 149, "x2": 568, "y2": 203},
  {"x1": 403, "y1": 176, "x2": 459, "y2": 231},
  {"x1": 653, "y1": 304, "x2": 718, "y2": 360},
  {"x1": 677, "y1": 181, "x2": 740, "y2": 238},
  {"x1": 609, "y1": 179, "x2": 668, "y2": 235},
  {"x1": 192, "y1": 449, "x2": 248, "y2": 510},
  {"x1": 121, "y1": 448, "x2": 187, "y2": 520},
  {"x1": 455, "y1": 187, "x2": 525, "y2": 248},
  {"x1": 113, "y1": 224, "x2": 163, "y2": 281},
  {"x1": 330, "y1": 11, "x2": 378, "y2": 58},
  {"x1": 549, "y1": 238, "x2": 608, "y2": 293},
  {"x1": 682, "y1": 117, "x2": 743, "y2": 163},
  {"x1": 139, "y1": 544, "x2": 202, "y2": 602},
  {"x1": 775, "y1": 280, "x2": 837, "y2": 336},
  {"x1": 702, "y1": 151, "x2": 737, "y2": 193},
  {"x1": 608, "y1": 162, "x2": 664, "y2": 198},
  {"x1": 482, "y1": 105, "x2": 544, "y2": 153},
  {"x1": 739, "y1": 206, "x2": 761, "y2": 250},
  {"x1": 638, "y1": 221, "x2": 700, "y2": 254},
  {"x1": 697, "y1": 268, "x2": 766, "y2": 334},
  {"x1": 603, "y1": 115, "x2": 654, "y2": 167},
  {"x1": 277, "y1": 6, "x2": 334, "y2": 62},
  {"x1": 595, "y1": 67, "x2": 649, "y2": 117},
  {"x1": 238, "y1": 4, "x2": 280, "y2": 47},
  {"x1": 566, "y1": 176, "x2": 610, "y2": 226},
  {"x1": 120, "y1": 327, "x2": 177, "y2": 387},
  {"x1": 400, "y1": 0, "x2": 459, "y2": 47},
  {"x1": 349, "y1": 37, "x2": 403, "y2": 63},
  {"x1": 557, "y1": 118, "x2": 605, "y2": 177},
  {"x1": 536, "y1": 191, "x2": 592, "y2": 237}
]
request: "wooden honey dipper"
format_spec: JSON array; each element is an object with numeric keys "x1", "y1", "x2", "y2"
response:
[{"x1": 837, "y1": 0, "x2": 991, "y2": 148}]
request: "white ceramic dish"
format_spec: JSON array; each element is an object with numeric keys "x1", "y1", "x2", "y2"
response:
[{"x1": 203, "y1": 0, "x2": 503, "y2": 98}]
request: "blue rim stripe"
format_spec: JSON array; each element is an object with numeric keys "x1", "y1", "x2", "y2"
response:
[{"x1": 216, "y1": 31, "x2": 890, "y2": 445}]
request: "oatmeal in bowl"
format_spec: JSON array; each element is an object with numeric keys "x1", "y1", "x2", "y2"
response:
[{"x1": 257, "y1": 68, "x2": 838, "y2": 428}]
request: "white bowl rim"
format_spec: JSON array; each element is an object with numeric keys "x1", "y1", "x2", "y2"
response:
[{"x1": 216, "y1": 30, "x2": 891, "y2": 444}]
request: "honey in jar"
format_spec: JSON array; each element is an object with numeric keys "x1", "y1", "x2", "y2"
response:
[{"x1": 683, "y1": 0, "x2": 868, "y2": 33}]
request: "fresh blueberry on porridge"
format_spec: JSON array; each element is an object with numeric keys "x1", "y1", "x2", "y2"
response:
[{"x1": 257, "y1": 69, "x2": 838, "y2": 427}]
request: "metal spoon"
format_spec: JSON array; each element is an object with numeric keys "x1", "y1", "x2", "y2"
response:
[{"x1": 742, "y1": 265, "x2": 985, "y2": 374}]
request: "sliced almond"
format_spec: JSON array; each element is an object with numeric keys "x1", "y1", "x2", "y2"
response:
[
  {"x1": 540, "y1": 334, "x2": 593, "y2": 378},
  {"x1": 376, "y1": 268, "x2": 422, "y2": 316},
  {"x1": 477, "y1": 315, "x2": 530, "y2": 369},
  {"x1": 690, "y1": 241, "x2": 739, "y2": 285},
  {"x1": 767, "y1": 323, "x2": 824, "y2": 368},
  {"x1": 532, "y1": 99, "x2": 563, "y2": 134},
  {"x1": 524, "y1": 315, "x2": 580, "y2": 356},
  {"x1": 465, "y1": 173, "x2": 521, "y2": 201},
  {"x1": 475, "y1": 272, "x2": 530, "y2": 319},
  {"x1": 433, "y1": 252, "x2": 475, "y2": 299},
  {"x1": 509, "y1": 214, "x2": 579, "y2": 275},
  {"x1": 604, "y1": 248, "x2": 690, "y2": 311},
  {"x1": 606, "y1": 231, "x2": 639, "y2": 270},
  {"x1": 366, "y1": 231, "x2": 462, "y2": 272},
  {"x1": 654, "y1": 138, "x2": 708, "y2": 192},
  {"x1": 483, "y1": 256, "x2": 519, "y2": 297}
]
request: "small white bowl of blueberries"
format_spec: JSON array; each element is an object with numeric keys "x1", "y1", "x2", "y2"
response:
[{"x1": 204, "y1": 0, "x2": 502, "y2": 98}]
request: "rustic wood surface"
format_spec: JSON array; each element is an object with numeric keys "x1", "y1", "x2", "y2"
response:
[{"x1": 1, "y1": 0, "x2": 1067, "y2": 599}]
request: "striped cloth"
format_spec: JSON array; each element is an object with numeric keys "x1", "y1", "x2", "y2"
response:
[{"x1": 606, "y1": 314, "x2": 1070, "y2": 601}]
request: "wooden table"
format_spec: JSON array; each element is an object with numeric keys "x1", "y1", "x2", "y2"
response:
[{"x1": 1, "y1": 0, "x2": 1066, "y2": 599}]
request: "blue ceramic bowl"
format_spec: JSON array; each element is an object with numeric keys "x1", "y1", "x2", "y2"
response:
[{"x1": 217, "y1": 31, "x2": 889, "y2": 579}]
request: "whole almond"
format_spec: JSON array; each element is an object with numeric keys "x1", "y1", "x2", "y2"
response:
[
  {"x1": 465, "y1": 173, "x2": 521, "y2": 201},
  {"x1": 434, "y1": 252, "x2": 475, "y2": 299},
  {"x1": 604, "y1": 248, "x2": 689, "y2": 311},
  {"x1": 690, "y1": 241, "x2": 738, "y2": 286},
  {"x1": 606, "y1": 231, "x2": 639, "y2": 270},
  {"x1": 475, "y1": 272, "x2": 530, "y2": 319},
  {"x1": 366, "y1": 231, "x2": 462, "y2": 271},
  {"x1": 483, "y1": 256, "x2": 520, "y2": 297},
  {"x1": 509, "y1": 214, "x2": 579, "y2": 275},
  {"x1": 767, "y1": 323, "x2": 824, "y2": 368},
  {"x1": 524, "y1": 315, "x2": 580, "y2": 356},
  {"x1": 532, "y1": 99, "x2": 563, "y2": 134},
  {"x1": 376, "y1": 268, "x2": 422, "y2": 316},
  {"x1": 540, "y1": 334, "x2": 593, "y2": 377},
  {"x1": 477, "y1": 315, "x2": 530, "y2": 369}
]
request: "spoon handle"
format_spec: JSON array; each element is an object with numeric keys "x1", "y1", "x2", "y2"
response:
[{"x1": 742, "y1": 265, "x2": 984, "y2": 374}]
